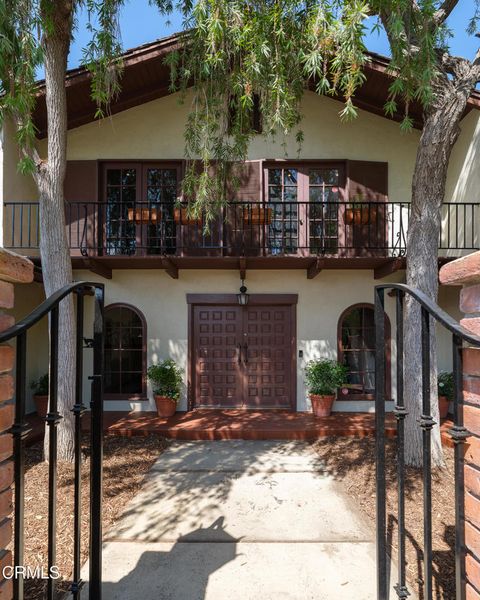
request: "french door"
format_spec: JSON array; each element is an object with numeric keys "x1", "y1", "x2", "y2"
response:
[
  {"x1": 191, "y1": 297, "x2": 296, "y2": 409},
  {"x1": 264, "y1": 164, "x2": 345, "y2": 255},
  {"x1": 103, "y1": 162, "x2": 181, "y2": 255}
]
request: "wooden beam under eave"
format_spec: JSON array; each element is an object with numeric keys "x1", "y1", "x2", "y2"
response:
[
  {"x1": 373, "y1": 258, "x2": 405, "y2": 280},
  {"x1": 33, "y1": 265, "x2": 43, "y2": 284},
  {"x1": 86, "y1": 259, "x2": 112, "y2": 280},
  {"x1": 163, "y1": 258, "x2": 179, "y2": 279},
  {"x1": 239, "y1": 258, "x2": 247, "y2": 280},
  {"x1": 307, "y1": 259, "x2": 324, "y2": 280}
]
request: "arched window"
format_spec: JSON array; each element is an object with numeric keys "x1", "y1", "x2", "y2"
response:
[
  {"x1": 337, "y1": 303, "x2": 391, "y2": 400},
  {"x1": 104, "y1": 304, "x2": 146, "y2": 399}
]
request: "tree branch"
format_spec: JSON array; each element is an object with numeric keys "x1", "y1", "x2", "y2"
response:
[
  {"x1": 434, "y1": 0, "x2": 460, "y2": 25},
  {"x1": 13, "y1": 112, "x2": 43, "y2": 171},
  {"x1": 470, "y1": 46, "x2": 480, "y2": 82}
]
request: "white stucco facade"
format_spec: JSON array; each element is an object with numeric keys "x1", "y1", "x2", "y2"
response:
[
  {"x1": 10, "y1": 268, "x2": 462, "y2": 414},
  {"x1": 1, "y1": 85, "x2": 476, "y2": 414}
]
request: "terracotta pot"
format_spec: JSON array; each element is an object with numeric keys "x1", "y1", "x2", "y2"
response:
[
  {"x1": 439, "y1": 395, "x2": 450, "y2": 419},
  {"x1": 34, "y1": 395, "x2": 48, "y2": 419},
  {"x1": 127, "y1": 207, "x2": 160, "y2": 224},
  {"x1": 243, "y1": 207, "x2": 273, "y2": 225},
  {"x1": 174, "y1": 207, "x2": 202, "y2": 226},
  {"x1": 310, "y1": 394, "x2": 335, "y2": 417},
  {"x1": 154, "y1": 395, "x2": 177, "y2": 417},
  {"x1": 344, "y1": 207, "x2": 377, "y2": 226}
]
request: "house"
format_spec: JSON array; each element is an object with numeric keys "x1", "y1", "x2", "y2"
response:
[{"x1": 2, "y1": 33, "x2": 480, "y2": 415}]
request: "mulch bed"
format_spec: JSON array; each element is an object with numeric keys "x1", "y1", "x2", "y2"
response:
[
  {"x1": 314, "y1": 437, "x2": 455, "y2": 600},
  {"x1": 19, "y1": 434, "x2": 167, "y2": 600}
]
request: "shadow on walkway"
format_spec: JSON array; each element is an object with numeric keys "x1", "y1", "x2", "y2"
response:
[{"x1": 102, "y1": 517, "x2": 238, "y2": 600}]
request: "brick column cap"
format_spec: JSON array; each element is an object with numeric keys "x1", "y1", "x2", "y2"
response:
[
  {"x1": 0, "y1": 249, "x2": 33, "y2": 284},
  {"x1": 440, "y1": 252, "x2": 480, "y2": 286}
]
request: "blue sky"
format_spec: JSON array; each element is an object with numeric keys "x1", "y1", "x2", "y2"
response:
[{"x1": 66, "y1": 1, "x2": 479, "y2": 70}]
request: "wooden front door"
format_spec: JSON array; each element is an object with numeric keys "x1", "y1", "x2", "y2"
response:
[{"x1": 190, "y1": 296, "x2": 296, "y2": 409}]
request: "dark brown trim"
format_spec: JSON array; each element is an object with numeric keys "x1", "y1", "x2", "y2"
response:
[
  {"x1": 103, "y1": 302, "x2": 148, "y2": 401},
  {"x1": 187, "y1": 302, "x2": 194, "y2": 412},
  {"x1": 187, "y1": 293, "x2": 298, "y2": 411},
  {"x1": 239, "y1": 257, "x2": 247, "y2": 280},
  {"x1": 307, "y1": 258, "x2": 324, "y2": 280},
  {"x1": 374, "y1": 258, "x2": 404, "y2": 280},
  {"x1": 163, "y1": 257, "x2": 179, "y2": 279},
  {"x1": 337, "y1": 302, "x2": 391, "y2": 401},
  {"x1": 290, "y1": 302, "x2": 297, "y2": 411},
  {"x1": 186, "y1": 293, "x2": 298, "y2": 305},
  {"x1": 85, "y1": 258, "x2": 112, "y2": 280},
  {"x1": 65, "y1": 254, "x2": 410, "y2": 273},
  {"x1": 32, "y1": 31, "x2": 480, "y2": 137}
]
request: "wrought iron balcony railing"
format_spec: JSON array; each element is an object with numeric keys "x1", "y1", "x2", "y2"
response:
[{"x1": 4, "y1": 201, "x2": 479, "y2": 258}]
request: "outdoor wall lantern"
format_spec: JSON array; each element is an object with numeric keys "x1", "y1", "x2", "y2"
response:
[{"x1": 237, "y1": 279, "x2": 249, "y2": 306}]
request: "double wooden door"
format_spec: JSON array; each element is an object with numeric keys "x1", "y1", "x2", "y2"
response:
[{"x1": 192, "y1": 301, "x2": 295, "y2": 409}]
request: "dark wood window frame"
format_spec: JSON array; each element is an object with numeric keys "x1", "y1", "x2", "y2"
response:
[
  {"x1": 337, "y1": 302, "x2": 391, "y2": 401},
  {"x1": 262, "y1": 161, "x2": 347, "y2": 255},
  {"x1": 100, "y1": 161, "x2": 184, "y2": 256},
  {"x1": 104, "y1": 302, "x2": 148, "y2": 401}
]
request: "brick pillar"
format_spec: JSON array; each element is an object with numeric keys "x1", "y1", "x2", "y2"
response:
[
  {"x1": 0, "y1": 249, "x2": 34, "y2": 599},
  {"x1": 440, "y1": 252, "x2": 480, "y2": 599}
]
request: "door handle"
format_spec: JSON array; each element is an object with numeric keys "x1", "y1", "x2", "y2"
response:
[
  {"x1": 237, "y1": 343, "x2": 242, "y2": 365},
  {"x1": 243, "y1": 342, "x2": 248, "y2": 364}
]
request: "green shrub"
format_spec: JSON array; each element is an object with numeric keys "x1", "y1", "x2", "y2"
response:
[
  {"x1": 147, "y1": 359, "x2": 183, "y2": 400},
  {"x1": 438, "y1": 371, "x2": 454, "y2": 402},
  {"x1": 305, "y1": 359, "x2": 348, "y2": 396},
  {"x1": 30, "y1": 373, "x2": 49, "y2": 396}
]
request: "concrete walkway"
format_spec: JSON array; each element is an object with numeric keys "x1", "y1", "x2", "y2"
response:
[{"x1": 86, "y1": 440, "x2": 397, "y2": 599}]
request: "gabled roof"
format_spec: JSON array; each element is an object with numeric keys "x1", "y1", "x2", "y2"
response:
[{"x1": 32, "y1": 32, "x2": 480, "y2": 138}]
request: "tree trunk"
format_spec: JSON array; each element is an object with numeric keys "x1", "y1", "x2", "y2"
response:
[
  {"x1": 36, "y1": 1, "x2": 75, "y2": 462},
  {"x1": 404, "y1": 88, "x2": 469, "y2": 467}
]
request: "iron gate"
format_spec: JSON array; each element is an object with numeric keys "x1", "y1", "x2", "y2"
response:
[
  {"x1": 0, "y1": 281, "x2": 105, "y2": 599},
  {"x1": 374, "y1": 283, "x2": 480, "y2": 600}
]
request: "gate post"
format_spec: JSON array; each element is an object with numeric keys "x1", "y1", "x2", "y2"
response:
[
  {"x1": 0, "y1": 250, "x2": 33, "y2": 599},
  {"x1": 440, "y1": 252, "x2": 480, "y2": 599}
]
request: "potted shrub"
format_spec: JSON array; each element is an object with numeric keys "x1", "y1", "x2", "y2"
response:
[
  {"x1": 30, "y1": 374, "x2": 49, "y2": 418},
  {"x1": 147, "y1": 359, "x2": 183, "y2": 417},
  {"x1": 305, "y1": 359, "x2": 348, "y2": 417},
  {"x1": 438, "y1": 371, "x2": 454, "y2": 419}
]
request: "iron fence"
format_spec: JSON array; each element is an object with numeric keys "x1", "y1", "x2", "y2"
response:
[
  {"x1": 0, "y1": 282, "x2": 105, "y2": 599},
  {"x1": 4, "y1": 201, "x2": 478, "y2": 258},
  {"x1": 374, "y1": 284, "x2": 479, "y2": 600}
]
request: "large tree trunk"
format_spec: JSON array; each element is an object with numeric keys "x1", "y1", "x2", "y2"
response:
[
  {"x1": 404, "y1": 87, "x2": 469, "y2": 467},
  {"x1": 36, "y1": 1, "x2": 75, "y2": 462}
]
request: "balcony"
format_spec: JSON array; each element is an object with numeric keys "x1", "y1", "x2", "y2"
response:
[{"x1": 4, "y1": 201, "x2": 479, "y2": 277}]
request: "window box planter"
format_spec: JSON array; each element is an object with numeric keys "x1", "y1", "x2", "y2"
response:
[
  {"x1": 243, "y1": 206, "x2": 273, "y2": 225},
  {"x1": 344, "y1": 206, "x2": 377, "y2": 226},
  {"x1": 127, "y1": 207, "x2": 160, "y2": 224},
  {"x1": 174, "y1": 207, "x2": 202, "y2": 226}
]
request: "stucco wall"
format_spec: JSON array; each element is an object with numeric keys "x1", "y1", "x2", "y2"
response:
[
  {"x1": 9, "y1": 281, "x2": 47, "y2": 414},
  {"x1": 64, "y1": 268, "x2": 457, "y2": 413},
  {"x1": 443, "y1": 110, "x2": 480, "y2": 256},
  {"x1": 1, "y1": 119, "x2": 38, "y2": 253},
  {"x1": 2, "y1": 89, "x2": 479, "y2": 260},
  {"x1": 36, "y1": 90, "x2": 420, "y2": 205}
]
